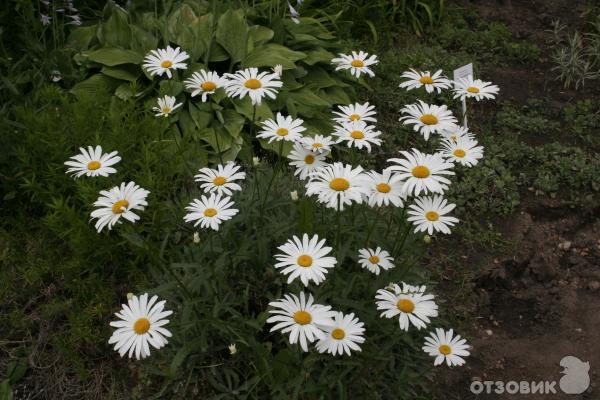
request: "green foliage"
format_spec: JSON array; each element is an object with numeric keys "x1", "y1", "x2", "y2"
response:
[
  {"x1": 298, "y1": 0, "x2": 446, "y2": 41},
  {"x1": 495, "y1": 99, "x2": 560, "y2": 136},
  {"x1": 2, "y1": 86, "x2": 449, "y2": 398},
  {"x1": 562, "y1": 99, "x2": 600, "y2": 147},
  {"x1": 547, "y1": 18, "x2": 600, "y2": 89},
  {"x1": 69, "y1": 1, "x2": 357, "y2": 164},
  {"x1": 435, "y1": 11, "x2": 540, "y2": 65}
]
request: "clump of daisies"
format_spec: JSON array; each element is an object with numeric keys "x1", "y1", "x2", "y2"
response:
[{"x1": 267, "y1": 292, "x2": 365, "y2": 355}]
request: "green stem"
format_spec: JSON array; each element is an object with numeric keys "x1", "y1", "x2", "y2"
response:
[
  {"x1": 335, "y1": 195, "x2": 342, "y2": 256},
  {"x1": 364, "y1": 206, "x2": 381, "y2": 247}
]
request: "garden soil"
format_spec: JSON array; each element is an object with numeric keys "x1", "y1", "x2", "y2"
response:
[{"x1": 432, "y1": 1, "x2": 600, "y2": 399}]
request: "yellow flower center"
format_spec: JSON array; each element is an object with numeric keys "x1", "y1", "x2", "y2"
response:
[
  {"x1": 213, "y1": 176, "x2": 227, "y2": 186},
  {"x1": 329, "y1": 177, "x2": 350, "y2": 191},
  {"x1": 111, "y1": 199, "x2": 129, "y2": 214},
  {"x1": 369, "y1": 255, "x2": 380, "y2": 264},
  {"x1": 162, "y1": 107, "x2": 172, "y2": 114},
  {"x1": 439, "y1": 344, "x2": 452, "y2": 355},
  {"x1": 133, "y1": 317, "x2": 150, "y2": 334},
  {"x1": 350, "y1": 130, "x2": 365, "y2": 139},
  {"x1": 297, "y1": 254, "x2": 313, "y2": 267},
  {"x1": 312, "y1": 143, "x2": 323, "y2": 149},
  {"x1": 420, "y1": 114, "x2": 438, "y2": 125},
  {"x1": 349, "y1": 113, "x2": 361, "y2": 121},
  {"x1": 411, "y1": 165, "x2": 430, "y2": 178},
  {"x1": 419, "y1": 76, "x2": 434, "y2": 84},
  {"x1": 244, "y1": 78, "x2": 262, "y2": 89},
  {"x1": 204, "y1": 208, "x2": 217, "y2": 217},
  {"x1": 396, "y1": 299, "x2": 415, "y2": 313},
  {"x1": 425, "y1": 211, "x2": 439, "y2": 221},
  {"x1": 376, "y1": 183, "x2": 391, "y2": 193},
  {"x1": 331, "y1": 328, "x2": 345, "y2": 340},
  {"x1": 453, "y1": 149, "x2": 466, "y2": 158},
  {"x1": 87, "y1": 161, "x2": 101, "y2": 170},
  {"x1": 293, "y1": 310, "x2": 312, "y2": 325},
  {"x1": 304, "y1": 154, "x2": 315, "y2": 165},
  {"x1": 351, "y1": 59, "x2": 364, "y2": 67},
  {"x1": 276, "y1": 128, "x2": 289, "y2": 137},
  {"x1": 160, "y1": 60, "x2": 173, "y2": 68},
  {"x1": 467, "y1": 86, "x2": 480, "y2": 93},
  {"x1": 201, "y1": 81, "x2": 217, "y2": 91}
]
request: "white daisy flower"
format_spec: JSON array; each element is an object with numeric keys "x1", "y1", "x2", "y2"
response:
[
  {"x1": 423, "y1": 328, "x2": 470, "y2": 367},
  {"x1": 305, "y1": 162, "x2": 368, "y2": 210},
  {"x1": 358, "y1": 247, "x2": 395, "y2": 275},
  {"x1": 224, "y1": 68, "x2": 282, "y2": 105},
  {"x1": 333, "y1": 121, "x2": 382, "y2": 152},
  {"x1": 64, "y1": 145, "x2": 121, "y2": 178},
  {"x1": 440, "y1": 125, "x2": 474, "y2": 142},
  {"x1": 183, "y1": 193, "x2": 239, "y2": 231},
  {"x1": 266, "y1": 292, "x2": 336, "y2": 352},
  {"x1": 194, "y1": 162, "x2": 246, "y2": 196},
  {"x1": 363, "y1": 168, "x2": 406, "y2": 208},
  {"x1": 274, "y1": 233, "x2": 337, "y2": 286},
  {"x1": 301, "y1": 134, "x2": 336, "y2": 153},
  {"x1": 332, "y1": 102, "x2": 377, "y2": 124},
  {"x1": 453, "y1": 76, "x2": 499, "y2": 101},
  {"x1": 257, "y1": 112, "x2": 306, "y2": 143},
  {"x1": 439, "y1": 137, "x2": 484, "y2": 167},
  {"x1": 183, "y1": 69, "x2": 228, "y2": 102},
  {"x1": 153, "y1": 95, "x2": 182, "y2": 117},
  {"x1": 399, "y1": 69, "x2": 452, "y2": 93},
  {"x1": 142, "y1": 46, "x2": 189, "y2": 79},
  {"x1": 331, "y1": 51, "x2": 378, "y2": 78},
  {"x1": 387, "y1": 149, "x2": 455, "y2": 197},
  {"x1": 316, "y1": 312, "x2": 365, "y2": 356},
  {"x1": 90, "y1": 182, "x2": 150, "y2": 233},
  {"x1": 287, "y1": 142, "x2": 328, "y2": 180},
  {"x1": 108, "y1": 293, "x2": 173, "y2": 360},
  {"x1": 407, "y1": 195, "x2": 459, "y2": 235},
  {"x1": 399, "y1": 100, "x2": 458, "y2": 141},
  {"x1": 375, "y1": 282, "x2": 438, "y2": 331}
]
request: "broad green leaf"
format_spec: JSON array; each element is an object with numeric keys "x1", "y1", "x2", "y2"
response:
[
  {"x1": 222, "y1": 109, "x2": 245, "y2": 138},
  {"x1": 84, "y1": 48, "x2": 142, "y2": 66},
  {"x1": 188, "y1": 102, "x2": 211, "y2": 130},
  {"x1": 101, "y1": 65, "x2": 140, "y2": 82},
  {"x1": 231, "y1": 97, "x2": 273, "y2": 123},
  {"x1": 318, "y1": 86, "x2": 352, "y2": 105},
  {"x1": 158, "y1": 80, "x2": 184, "y2": 97},
  {"x1": 100, "y1": 6, "x2": 131, "y2": 48},
  {"x1": 67, "y1": 25, "x2": 97, "y2": 51},
  {"x1": 303, "y1": 47, "x2": 335, "y2": 65},
  {"x1": 288, "y1": 87, "x2": 330, "y2": 107},
  {"x1": 248, "y1": 25, "x2": 274, "y2": 46},
  {"x1": 243, "y1": 44, "x2": 306, "y2": 69},
  {"x1": 302, "y1": 66, "x2": 340, "y2": 88},
  {"x1": 70, "y1": 73, "x2": 120, "y2": 98},
  {"x1": 216, "y1": 9, "x2": 248, "y2": 64},
  {"x1": 131, "y1": 26, "x2": 157, "y2": 54},
  {"x1": 114, "y1": 83, "x2": 135, "y2": 100}
]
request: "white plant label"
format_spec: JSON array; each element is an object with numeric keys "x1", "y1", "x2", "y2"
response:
[{"x1": 453, "y1": 63, "x2": 473, "y2": 127}]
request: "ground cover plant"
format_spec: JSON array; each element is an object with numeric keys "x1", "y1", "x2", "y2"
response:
[{"x1": 1, "y1": 0, "x2": 599, "y2": 399}]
